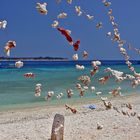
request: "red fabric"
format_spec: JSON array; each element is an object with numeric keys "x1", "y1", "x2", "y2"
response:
[
  {"x1": 57, "y1": 27, "x2": 73, "y2": 43},
  {"x1": 73, "y1": 40, "x2": 80, "y2": 51},
  {"x1": 24, "y1": 73, "x2": 35, "y2": 78},
  {"x1": 57, "y1": 27, "x2": 80, "y2": 51}
]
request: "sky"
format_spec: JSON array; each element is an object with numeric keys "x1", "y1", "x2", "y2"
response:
[{"x1": 0, "y1": 0, "x2": 140, "y2": 60}]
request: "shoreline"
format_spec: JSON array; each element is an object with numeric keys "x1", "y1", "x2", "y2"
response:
[
  {"x1": 0, "y1": 92, "x2": 139, "y2": 113},
  {"x1": 0, "y1": 93, "x2": 140, "y2": 140}
]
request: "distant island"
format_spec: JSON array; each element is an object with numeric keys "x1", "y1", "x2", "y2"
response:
[{"x1": 0, "y1": 57, "x2": 68, "y2": 61}]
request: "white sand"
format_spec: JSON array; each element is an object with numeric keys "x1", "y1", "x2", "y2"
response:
[{"x1": 0, "y1": 94, "x2": 140, "y2": 140}]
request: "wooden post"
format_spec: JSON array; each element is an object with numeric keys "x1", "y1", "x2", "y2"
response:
[{"x1": 51, "y1": 114, "x2": 64, "y2": 140}]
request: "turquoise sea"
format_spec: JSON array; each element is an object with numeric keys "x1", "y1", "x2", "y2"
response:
[{"x1": 0, "y1": 60, "x2": 140, "y2": 110}]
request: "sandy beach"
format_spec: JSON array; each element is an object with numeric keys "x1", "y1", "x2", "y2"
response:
[{"x1": 0, "y1": 94, "x2": 140, "y2": 140}]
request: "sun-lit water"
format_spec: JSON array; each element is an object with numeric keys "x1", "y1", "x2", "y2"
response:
[{"x1": 0, "y1": 60, "x2": 140, "y2": 110}]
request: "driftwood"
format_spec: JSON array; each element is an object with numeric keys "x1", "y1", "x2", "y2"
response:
[{"x1": 51, "y1": 114, "x2": 64, "y2": 140}]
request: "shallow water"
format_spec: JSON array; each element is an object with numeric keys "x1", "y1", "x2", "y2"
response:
[{"x1": 0, "y1": 60, "x2": 140, "y2": 110}]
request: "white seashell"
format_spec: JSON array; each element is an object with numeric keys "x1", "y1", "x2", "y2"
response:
[
  {"x1": 91, "y1": 86, "x2": 95, "y2": 92},
  {"x1": 75, "y1": 6, "x2": 82, "y2": 16},
  {"x1": 36, "y1": 83, "x2": 42, "y2": 87},
  {"x1": 86, "y1": 14, "x2": 94, "y2": 20},
  {"x1": 107, "y1": 32, "x2": 112, "y2": 37},
  {"x1": 96, "y1": 92, "x2": 102, "y2": 95},
  {"x1": 97, "y1": 122, "x2": 103, "y2": 130},
  {"x1": 83, "y1": 86, "x2": 88, "y2": 90},
  {"x1": 51, "y1": 20, "x2": 59, "y2": 28},
  {"x1": 101, "y1": 97, "x2": 108, "y2": 101},
  {"x1": 57, "y1": 12, "x2": 67, "y2": 19},
  {"x1": 35, "y1": 93, "x2": 41, "y2": 97},
  {"x1": 15, "y1": 61, "x2": 24, "y2": 68},
  {"x1": 73, "y1": 54, "x2": 78, "y2": 60},
  {"x1": 76, "y1": 64, "x2": 85, "y2": 70}
]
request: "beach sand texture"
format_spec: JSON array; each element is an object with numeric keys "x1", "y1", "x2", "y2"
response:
[{"x1": 0, "y1": 94, "x2": 140, "y2": 140}]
